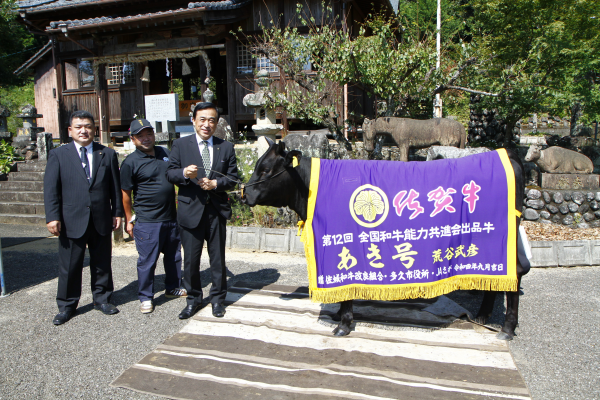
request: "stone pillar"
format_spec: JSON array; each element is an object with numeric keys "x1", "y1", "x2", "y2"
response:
[{"x1": 37, "y1": 132, "x2": 54, "y2": 161}]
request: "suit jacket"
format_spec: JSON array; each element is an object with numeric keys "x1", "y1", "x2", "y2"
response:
[
  {"x1": 44, "y1": 141, "x2": 123, "y2": 239},
  {"x1": 167, "y1": 135, "x2": 238, "y2": 228}
]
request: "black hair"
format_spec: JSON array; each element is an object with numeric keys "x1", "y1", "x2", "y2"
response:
[
  {"x1": 69, "y1": 110, "x2": 95, "y2": 126},
  {"x1": 192, "y1": 102, "x2": 219, "y2": 120}
]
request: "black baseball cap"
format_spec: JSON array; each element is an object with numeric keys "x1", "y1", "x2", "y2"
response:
[{"x1": 129, "y1": 119, "x2": 154, "y2": 136}]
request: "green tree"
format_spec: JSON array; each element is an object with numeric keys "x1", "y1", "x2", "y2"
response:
[
  {"x1": 468, "y1": 0, "x2": 600, "y2": 141},
  {"x1": 239, "y1": 5, "x2": 482, "y2": 154},
  {"x1": 0, "y1": 0, "x2": 45, "y2": 87}
]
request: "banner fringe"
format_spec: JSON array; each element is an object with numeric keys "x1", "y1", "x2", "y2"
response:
[{"x1": 308, "y1": 275, "x2": 517, "y2": 304}]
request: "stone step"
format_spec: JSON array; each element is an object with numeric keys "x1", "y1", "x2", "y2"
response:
[
  {"x1": 0, "y1": 213, "x2": 46, "y2": 226},
  {"x1": 17, "y1": 161, "x2": 47, "y2": 172},
  {"x1": 8, "y1": 171, "x2": 45, "y2": 182},
  {"x1": 0, "y1": 191, "x2": 44, "y2": 202},
  {"x1": 0, "y1": 202, "x2": 45, "y2": 215},
  {"x1": 0, "y1": 181, "x2": 44, "y2": 191}
]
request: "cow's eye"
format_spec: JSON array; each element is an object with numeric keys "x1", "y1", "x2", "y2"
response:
[{"x1": 262, "y1": 168, "x2": 270, "y2": 174}]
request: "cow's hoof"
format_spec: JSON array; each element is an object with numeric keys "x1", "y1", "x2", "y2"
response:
[
  {"x1": 333, "y1": 326, "x2": 351, "y2": 336},
  {"x1": 496, "y1": 331, "x2": 514, "y2": 341},
  {"x1": 473, "y1": 316, "x2": 488, "y2": 325}
]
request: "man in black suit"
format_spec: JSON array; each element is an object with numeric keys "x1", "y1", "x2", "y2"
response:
[
  {"x1": 167, "y1": 102, "x2": 238, "y2": 319},
  {"x1": 44, "y1": 110, "x2": 123, "y2": 325}
]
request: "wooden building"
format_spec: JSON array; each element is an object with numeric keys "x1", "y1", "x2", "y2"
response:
[{"x1": 15, "y1": 0, "x2": 393, "y2": 143}]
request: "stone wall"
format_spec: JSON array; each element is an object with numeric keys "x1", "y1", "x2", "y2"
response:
[{"x1": 523, "y1": 188, "x2": 600, "y2": 228}]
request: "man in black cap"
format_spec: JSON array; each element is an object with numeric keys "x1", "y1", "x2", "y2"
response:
[{"x1": 121, "y1": 119, "x2": 186, "y2": 314}]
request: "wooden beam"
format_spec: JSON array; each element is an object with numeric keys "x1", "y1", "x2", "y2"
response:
[
  {"x1": 225, "y1": 37, "x2": 237, "y2": 135},
  {"x1": 51, "y1": 35, "x2": 67, "y2": 143},
  {"x1": 95, "y1": 46, "x2": 111, "y2": 144}
]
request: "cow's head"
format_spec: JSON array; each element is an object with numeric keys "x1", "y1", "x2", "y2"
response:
[
  {"x1": 242, "y1": 137, "x2": 303, "y2": 209},
  {"x1": 362, "y1": 118, "x2": 375, "y2": 152},
  {"x1": 524, "y1": 144, "x2": 541, "y2": 162}
]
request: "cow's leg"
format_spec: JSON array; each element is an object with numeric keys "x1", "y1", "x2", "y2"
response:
[
  {"x1": 399, "y1": 145, "x2": 409, "y2": 162},
  {"x1": 497, "y1": 260, "x2": 527, "y2": 340},
  {"x1": 333, "y1": 300, "x2": 353, "y2": 336},
  {"x1": 475, "y1": 291, "x2": 497, "y2": 325}
]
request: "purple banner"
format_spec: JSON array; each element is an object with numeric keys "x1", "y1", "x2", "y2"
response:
[{"x1": 308, "y1": 150, "x2": 516, "y2": 297}]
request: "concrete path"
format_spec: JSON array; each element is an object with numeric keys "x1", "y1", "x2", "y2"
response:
[{"x1": 0, "y1": 223, "x2": 598, "y2": 399}]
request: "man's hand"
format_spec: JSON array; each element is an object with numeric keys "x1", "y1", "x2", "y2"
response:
[
  {"x1": 199, "y1": 177, "x2": 217, "y2": 191},
  {"x1": 113, "y1": 217, "x2": 122, "y2": 231},
  {"x1": 184, "y1": 165, "x2": 198, "y2": 180},
  {"x1": 47, "y1": 221, "x2": 61, "y2": 236},
  {"x1": 126, "y1": 222, "x2": 134, "y2": 237}
]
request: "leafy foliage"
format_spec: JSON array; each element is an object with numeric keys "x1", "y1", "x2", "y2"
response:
[
  {"x1": 468, "y1": 0, "x2": 600, "y2": 137},
  {"x1": 0, "y1": 1, "x2": 46, "y2": 87},
  {"x1": 0, "y1": 78, "x2": 35, "y2": 133},
  {"x1": 0, "y1": 139, "x2": 18, "y2": 174}
]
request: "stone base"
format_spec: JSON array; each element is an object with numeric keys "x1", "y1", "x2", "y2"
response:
[
  {"x1": 541, "y1": 173, "x2": 599, "y2": 190},
  {"x1": 16, "y1": 127, "x2": 44, "y2": 140}
]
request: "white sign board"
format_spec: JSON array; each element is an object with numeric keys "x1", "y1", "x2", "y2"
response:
[{"x1": 144, "y1": 93, "x2": 179, "y2": 122}]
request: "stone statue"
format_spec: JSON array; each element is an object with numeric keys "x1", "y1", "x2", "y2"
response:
[
  {"x1": 363, "y1": 117, "x2": 466, "y2": 162},
  {"x1": 524, "y1": 145, "x2": 593, "y2": 174}
]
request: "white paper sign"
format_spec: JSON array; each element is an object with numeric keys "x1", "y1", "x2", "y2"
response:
[{"x1": 144, "y1": 93, "x2": 179, "y2": 122}]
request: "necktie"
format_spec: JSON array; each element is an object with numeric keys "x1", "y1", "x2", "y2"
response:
[
  {"x1": 201, "y1": 141, "x2": 211, "y2": 176},
  {"x1": 80, "y1": 146, "x2": 90, "y2": 181}
]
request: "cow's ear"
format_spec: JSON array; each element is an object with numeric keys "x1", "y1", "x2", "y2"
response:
[
  {"x1": 284, "y1": 150, "x2": 302, "y2": 168},
  {"x1": 277, "y1": 140, "x2": 287, "y2": 155}
]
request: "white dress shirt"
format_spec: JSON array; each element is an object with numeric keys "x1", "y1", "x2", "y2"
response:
[{"x1": 74, "y1": 141, "x2": 93, "y2": 179}]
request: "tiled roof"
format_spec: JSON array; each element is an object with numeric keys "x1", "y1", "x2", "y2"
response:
[
  {"x1": 45, "y1": 0, "x2": 250, "y2": 30},
  {"x1": 19, "y1": 0, "x2": 118, "y2": 12},
  {"x1": 19, "y1": 0, "x2": 247, "y2": 13},
  {"x1": 13, "y1": 40, "x2": 52, "y2": 75}
]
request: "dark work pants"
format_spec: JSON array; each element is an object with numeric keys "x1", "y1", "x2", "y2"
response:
[
  {"x1": 179, "y1": 203, "x2": 227, "y2": 307},
  {"x1": 133, "y1": 221, "x2": 182, "y2": 302},
  {"x1": 57, "y1": 215, "x2": 113, "y2": 312}
]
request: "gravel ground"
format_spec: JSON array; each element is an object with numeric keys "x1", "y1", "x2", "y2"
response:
[{"x1": 0, "y1": 224, "x2": 598, "y2": 399}]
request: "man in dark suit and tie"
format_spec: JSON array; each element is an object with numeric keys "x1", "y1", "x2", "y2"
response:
[
  {"x1": 44, "y1": 110, "x2": 123, "y2": 325},
  {"x1": 167, "y1": 102, "x2": 238, "y2": 319}
]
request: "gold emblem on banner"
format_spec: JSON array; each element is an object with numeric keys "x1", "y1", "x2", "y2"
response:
[{"x1": 349, "y1": 184, "x2": 389, "y2": 228}]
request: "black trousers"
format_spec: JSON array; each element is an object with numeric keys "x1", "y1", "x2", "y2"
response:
[
  {"x1": 179, "y1": 203, "x2": 227, "y2": 307},
  {"x1": 57, "y1": 216, "x2": 113, "y2": 312}
]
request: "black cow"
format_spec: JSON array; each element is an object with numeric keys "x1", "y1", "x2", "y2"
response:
[{"x1": 243, "y1": 140, "x2": 529, "y2": 340}]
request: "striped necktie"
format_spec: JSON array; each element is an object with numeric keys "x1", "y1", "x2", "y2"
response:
[
  {"x1": 201, "y1": 141, "x2": 211, "y2": 176},
  {"x1": 80, "y1": 146, "x2": 90, "y2": 182}
]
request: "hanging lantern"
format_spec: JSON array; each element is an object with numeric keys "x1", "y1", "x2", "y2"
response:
[
  {"x1": 182, "y1": 58, "x2": 191, "y2": 76},
  {"x1": 140, "y1": 65, "x2": 150, "y2": 82}
]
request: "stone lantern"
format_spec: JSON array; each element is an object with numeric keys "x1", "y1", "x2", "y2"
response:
[
  {"x1": 16, "y1": 104, "x2": 44, "y2": 140},
  {"x1": 242, "y1": 70, "x2": 282, "y2": 141}
]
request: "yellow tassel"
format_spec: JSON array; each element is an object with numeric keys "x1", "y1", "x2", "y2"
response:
[{"x1": 296, "y1": 221, "x2": 304, "y2": 236}]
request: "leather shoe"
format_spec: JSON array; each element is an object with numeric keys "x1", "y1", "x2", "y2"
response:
[
  {"x1": 94, "y1": 303, "x2": 119, "y2": 315},
  {"x1": 212, "y1": 303, "x2": 226, "y2": 318},
  {"x1": 179, "y1": 304, "x2": 202, "y2": 319},
  {"x1": 53, "y1": 310, "x2": 74, "y2": 325}
]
